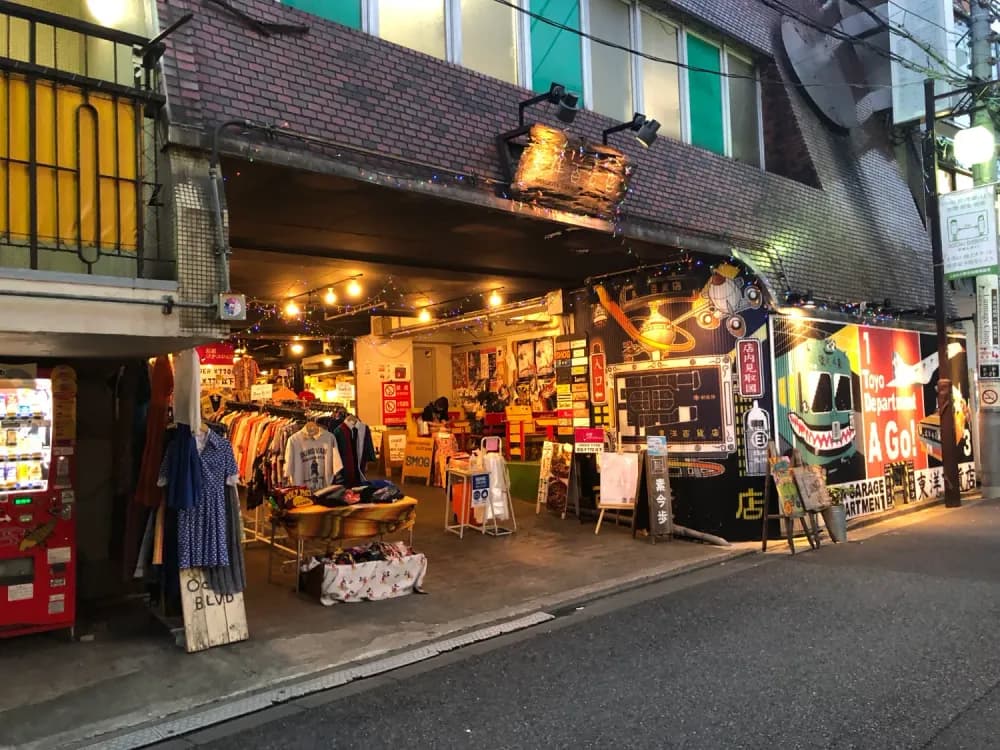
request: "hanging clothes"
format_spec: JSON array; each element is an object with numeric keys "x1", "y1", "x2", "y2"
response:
[
  {"x1": 334, "y1": 418, "x2": 375, "y2": 487},
  {"x1": 284, "y1": 424, "x2": 342, "y2": 491},
  {"x1": 158, "y1": 428, "x2": 239, "y2": 569},
  {"x1": 135, "y1": 356, "x2": 174, "y2": 508},
  {"x1": 162, "y1": 423, "x2": 202, "y2": 511},
  {"x1": 173, "y1": 348, "x2": 202, "y2": 431},
  {"x1": 232, "y1": 357, "x2": 260, "y2": 402},
  {"x1": 204, "y1": 484, "x2": 247, "y2": 595}
]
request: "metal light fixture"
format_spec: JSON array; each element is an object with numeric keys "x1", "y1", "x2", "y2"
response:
[
  {"x1": 324, "y1": 288, "x2": 337, "y2": 305},
  {"x1": 602, "y1": 112, "x2": 660, "y2": 147},
  {"x1": 953, "y1": 125, "x2": 995, "y2": 167},
  {"x1": 517, "y1": 82, "x2": 579, "y2": 127}
]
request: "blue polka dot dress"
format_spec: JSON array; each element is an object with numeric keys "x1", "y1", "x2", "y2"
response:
[{"x1": 160, "y1": 429, "x2": 239, "y2": 569}]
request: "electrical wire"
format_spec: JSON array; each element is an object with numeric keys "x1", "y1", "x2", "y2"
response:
[{"x1": 491, "y1": 0, "x2": 961, "y2": 91}]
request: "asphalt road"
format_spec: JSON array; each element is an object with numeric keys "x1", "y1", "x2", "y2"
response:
[{"x1": 160, "y1": 499, "x2": 1000, "y2": 750}]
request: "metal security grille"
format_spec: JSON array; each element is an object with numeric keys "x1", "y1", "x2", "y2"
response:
[{"x1": 0, "y1": 1, "x2": 166, "y2": 277}]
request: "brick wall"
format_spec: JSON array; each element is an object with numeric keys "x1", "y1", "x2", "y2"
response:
[{"x1": 156, "y1": 0, "x2": 934, "y2": 310}]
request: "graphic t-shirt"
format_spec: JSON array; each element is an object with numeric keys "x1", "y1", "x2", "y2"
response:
[{"x1": 283, "y1": 428, "x2": 343, "y2": 491}]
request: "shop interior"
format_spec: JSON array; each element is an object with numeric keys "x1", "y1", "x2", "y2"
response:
[{"x1": 0, "y1": 158, "x2": 732, "y2": 749}]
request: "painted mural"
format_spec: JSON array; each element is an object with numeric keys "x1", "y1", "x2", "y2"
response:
[
  {"x1": 772, "y1": 317, "x2": 976, "y2": 520},
  {"x1": 575, "y1": 261, "x2": 772, "y2": 540}
]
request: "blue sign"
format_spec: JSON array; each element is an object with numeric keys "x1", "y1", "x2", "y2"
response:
[
  {"x1": 471, "y1": 473, "x2": 491, "y2": 507},
  {"x1": 646, "y1": 435, "x2": 667, "y2": 456}
]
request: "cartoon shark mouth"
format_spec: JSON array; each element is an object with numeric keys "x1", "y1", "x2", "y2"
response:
[{"x1": 788, "y1": 412, "x2": 855, "y2": 455}]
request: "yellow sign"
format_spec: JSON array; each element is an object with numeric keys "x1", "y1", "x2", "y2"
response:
[{"x1": 401, "y1": 436, "x2": 434, "y2": 484}]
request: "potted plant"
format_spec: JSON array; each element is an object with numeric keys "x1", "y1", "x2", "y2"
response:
[{"x1": 821, "y1": 489, "x2": 848, "y2": 543}]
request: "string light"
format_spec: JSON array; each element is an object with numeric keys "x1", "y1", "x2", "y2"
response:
[
  {"x1": 347, "y1": 278, "x2": 363, "y2": 298},
  {"x1": 324, "y1": 288, "x2": 337, "y2": 305}
]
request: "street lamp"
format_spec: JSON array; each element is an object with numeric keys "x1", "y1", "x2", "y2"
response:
[
  {"x1": 923, "y1": 78, "x2": 987, "y2": 507},
  {"x1": 953, "y1": 124, "x2": 996, "y2": 167}
]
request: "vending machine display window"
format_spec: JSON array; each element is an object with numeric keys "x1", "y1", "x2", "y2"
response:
[{"x1": 0, "y1": 380, "x2": 52, "y2": 495}]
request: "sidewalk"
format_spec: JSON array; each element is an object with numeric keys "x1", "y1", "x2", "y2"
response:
[{"x1": 0, "y1": 487, "x2": 751, "y2": 750}]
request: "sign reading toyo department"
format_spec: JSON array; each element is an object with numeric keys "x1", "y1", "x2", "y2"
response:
[{"x1": 939, "y1": 184, "x2": 1000, "y2": 280}]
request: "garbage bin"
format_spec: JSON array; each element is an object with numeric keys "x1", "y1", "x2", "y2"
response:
[{"x1": 822, "y1": 505, "x2": 847, "y2": 543}]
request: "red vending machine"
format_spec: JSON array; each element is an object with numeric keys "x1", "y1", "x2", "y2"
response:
[{"x1": 0, "y1": 366, "x2": 77, "y2": 638}]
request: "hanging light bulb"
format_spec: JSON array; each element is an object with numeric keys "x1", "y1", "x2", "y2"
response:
[
  {"x1": 418, "y1": 308, "x2": 432, "y2": 323},
  {"x1": 324, "y1": 288, "x2": 337, "y2": 305},
  {"x1": 290, "y1": 342, "x2": 304, "y2": 355},
  {"x1": 347, "y1": 278, "x2": 363, "y2": 298},
  {"x1": 284, "y1": 299, "x2": 301, "y2": 317},
  {"x1": 323, "y1": 357, "x2": 333, "y2": 366},
  {"x1": 488, "y1": 290, "x2": 502, "y2": 308}
]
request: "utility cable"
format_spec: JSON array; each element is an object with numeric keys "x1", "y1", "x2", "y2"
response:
[{"x1": 491, "y1": 0, "x2": 910, "y2": 90}]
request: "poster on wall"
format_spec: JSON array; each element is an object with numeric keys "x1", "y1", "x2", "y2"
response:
[
  {"x1": 381, "y1": 381, "x2": 412, "y2": 427},
  {"x1": 772, "y1": 317, "x2": 975, "y2": 521},
  {"x1": 571, "y1": 261, "x2": 770, "y2": 540},
  {"x1": 516, "y1": 341, "x2": 536, "y2": 380},
  {"x1": 535, "y1": 338, "x2": 555, "y2": 377}
]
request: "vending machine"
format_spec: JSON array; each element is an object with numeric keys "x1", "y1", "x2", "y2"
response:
[{"x1": 0, "y1": 366, "x2": 77, "y2": 638}]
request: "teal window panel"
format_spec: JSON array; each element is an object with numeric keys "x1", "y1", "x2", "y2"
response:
[
  {"x1": 686, "y1": 33, "x2": 724, "y2": 155},
  {"x1": 283, "y1": 0, "x2": 362, "y2": 28},
  {"x1": 529, "y1": 0, "x2": 583, "y2": 101}
]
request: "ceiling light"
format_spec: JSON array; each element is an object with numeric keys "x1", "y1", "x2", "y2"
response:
[
  {"x1": 323, "y1": 357, "x2": 333, "y2": 366},
  {"x1": 324, "y1": 288, "x2": 337, "y2": 305},
  {"x1": 86, "y1": 0, "x2": 127, "y2": 26},
  {"x1": 347, "y1": 278, "x2": 362, "y2": 298},
  {"x1": 418, "y1": 308, "x2": 432, "y2": 323},
  {"x1": 556, "y1": 91, "x2": 579, "y2": 124},
  {"x1": 284, "y1": 299, "x2": 301, "y2": 317},
  {"x1": 290, "y1": 342, "x2": 304, "y2": 355},
  {"x1": 488, "y1": 291, "x2": 502, "y2": 308}
]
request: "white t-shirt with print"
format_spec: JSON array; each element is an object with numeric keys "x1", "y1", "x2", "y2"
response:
[{"x1": 283, "y1": 428, "x2": 344, "y2": 491}]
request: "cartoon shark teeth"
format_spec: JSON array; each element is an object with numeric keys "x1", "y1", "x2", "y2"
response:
[{"x1": 788, "y1": 412, "x2": 856, "y2": 452}]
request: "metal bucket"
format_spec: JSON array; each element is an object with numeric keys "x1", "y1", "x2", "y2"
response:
[{"x1": 822, "y1": 505, "x2": 848, "y2": 543}]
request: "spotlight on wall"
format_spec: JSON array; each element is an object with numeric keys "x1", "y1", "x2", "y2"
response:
[
  {"x1": 517, "y1": 82, "x2": 579, "y2": 127},
  {"x1": 602, "y1": 112, "x2": 660, "y2": 148},
  {"x1": 324, "y1": 288, "x2": 337, "y2": 305},
  {"x1": 284, "y1": 299, "x2": 301, "y2": 317},
  {"x1": 86, "y1": 0, "x2": 127, "y2": 27},
  {"x1": 347, "y1": 278, "x2": 362, "y2": 298}
]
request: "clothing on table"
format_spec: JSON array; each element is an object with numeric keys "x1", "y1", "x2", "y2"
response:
[
  {"x1": 284, "y1": 426, "x2": 343, "y2": 492},
  {"x1": 135, "y1": 356, "x2": 174, "y2": 507},
  {"x1": 173, "y1": 348, "x2": 201, "y2": 431},
  {"x1": 158, "y1": 428, "x2": 239, "y2": 570},
  {"x1": 232, "y1": 357, "x2": 260, "y2": 402},
  {"x1": 204, "y1": 484, "x2": 247, "y2": 595},
  {"x1": 334, "y1": 418, "x2": 376, "y2": 487}
]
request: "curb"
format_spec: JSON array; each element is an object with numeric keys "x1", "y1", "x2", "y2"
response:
[
  {"x1": 63, "y1": 546, "x2": 754, "y2": 750},
  {"x1": 846, "y1": 490, "x2": 985, "y2": 534}
]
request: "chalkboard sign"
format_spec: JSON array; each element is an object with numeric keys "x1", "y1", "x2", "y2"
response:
[{"x1": 401, "y1": 436, "x2": 434, "y2": 485}]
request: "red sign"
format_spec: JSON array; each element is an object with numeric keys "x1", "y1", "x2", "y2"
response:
[
  {"x1": 381, "y1": 381, "x2": 412, "y2": 427},
  {"x1": 196, "y1": 344, "x2": 235, "y2": 366},
  {"x1": 858, "y1": 326, "x2": 927, "y2": 476},
  {"x1": 737, "y1": 339, "x2": 764, "y2": 398},
  {"x1": 590, "y1": 347, "x2": 607, "y2": 404}
]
